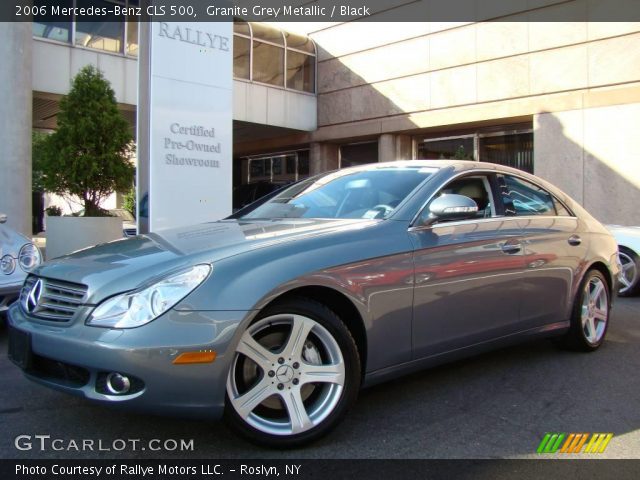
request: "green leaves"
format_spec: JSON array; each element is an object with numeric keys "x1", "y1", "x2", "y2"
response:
[{"x1": 38, "y1": 65, "x2": 135, "y2": 216}]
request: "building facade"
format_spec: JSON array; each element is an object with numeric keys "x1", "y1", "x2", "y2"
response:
[{"x1": 1, "y1": 0, "x2": 639, "y2": 235}]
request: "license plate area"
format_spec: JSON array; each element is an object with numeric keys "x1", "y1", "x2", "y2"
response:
[{"x1": 8, "y1": 326, "x2": 33, "y2": 370}]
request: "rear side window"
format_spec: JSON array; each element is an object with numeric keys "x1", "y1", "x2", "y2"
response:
[{"x1": 501, "y1": 175, "x2": 555, "y2": 216}]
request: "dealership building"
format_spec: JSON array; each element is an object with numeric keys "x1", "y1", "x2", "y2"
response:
[{"x1": 1, "y1": 1, "x2": 640, "y2": 235}]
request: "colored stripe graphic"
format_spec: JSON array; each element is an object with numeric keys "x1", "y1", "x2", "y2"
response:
[
  {"x1": 584, "y1": 433, "x2": 614, "y2": 453},
  {"x1": 537, "y1": 433, "x2": 565, "y2": 453},
  {"x1": 538, "y1": 433, "x2": 614, "y2": 454}
]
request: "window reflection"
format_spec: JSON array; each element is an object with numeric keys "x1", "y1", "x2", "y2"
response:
[
  {"x1": 233, "y1": 36, "x2": 250, "y2": 79},
  {"x1": 250, "y1": 23, "x2": 284, "y2": 45},
  {"x1": 287, "y1": 51, "x2": 315, "y2": 93},
  {"x1": 76, "y1": 0, "x2": 124, "y2": 53},
  {"x1": 32, "y1": 0, "x2": 72, "y2": 43},
  {"x1": 252, "y1": 41, "x2": 284, "y2": 86},
  {"x1": 234, "y1": 20, "x2": 316, "y2": 93},
  {"x1": 126, "y1": 0, "x2": 139, "y2": 56}
]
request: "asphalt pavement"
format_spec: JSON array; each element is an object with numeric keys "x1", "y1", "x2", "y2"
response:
[{"x1": 1, "y1": 298, "x2": 639, "y2": 459}]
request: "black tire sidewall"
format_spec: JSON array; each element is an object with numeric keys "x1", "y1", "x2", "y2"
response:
[{"x1": 224, "y1": 296, "x2": 361, "y2": 448}]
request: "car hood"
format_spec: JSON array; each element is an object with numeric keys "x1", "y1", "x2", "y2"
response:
[
  {"x1": 606, "y1": 224, "x2": 640, "y2": 235},
  {"x1": 32, "y1": 218, "x2": 378, "y2": 303},
  {"x1": 0, "y1": 224, "x2": 31, "y2": 258}
]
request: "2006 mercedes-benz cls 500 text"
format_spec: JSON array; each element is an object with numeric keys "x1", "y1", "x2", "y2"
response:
[{"x1": 7, "y1": 161, "x2": 620, "y2": 447}]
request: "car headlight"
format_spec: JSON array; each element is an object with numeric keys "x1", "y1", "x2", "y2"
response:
[
  {"x1": 18, "y1": 243, "x2": 41, "y2": 272},
  {"x1": 1, "y1": 255, "x2": 16, "y2": 275},
  {"x1": 86, "y1": 264, "x2": 211, "y2": 329}
]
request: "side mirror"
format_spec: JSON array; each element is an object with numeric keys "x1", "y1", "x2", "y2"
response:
[
  {"x1": 425, "y1": 194, "x2": 478, "y2": 224},
  {"x1": 0, "y1": 212, "x2": 7, "y2": 224}
]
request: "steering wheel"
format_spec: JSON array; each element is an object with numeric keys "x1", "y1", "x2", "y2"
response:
[{"x1": 362, "y1": 204, "x2": 394, "y2": 219}]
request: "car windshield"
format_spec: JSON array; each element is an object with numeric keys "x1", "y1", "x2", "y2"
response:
[{"x1": 239, "y1": 165, "x2": 437, "y2": 220}]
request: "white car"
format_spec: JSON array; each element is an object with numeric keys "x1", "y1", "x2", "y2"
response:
[
  {"x1": 607, "y1": 225, "x2": 640, "y2": 296},
  {"x1": 0, "y1": 213, "x2": 42, "y2": 315}
]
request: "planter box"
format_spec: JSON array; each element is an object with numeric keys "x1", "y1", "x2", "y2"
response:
[{"x1": 45, "y1": 216, "x2": 123, "y2": 259}]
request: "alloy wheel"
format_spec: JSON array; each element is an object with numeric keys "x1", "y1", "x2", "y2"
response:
[
  {"x1": 618, "y1": 251, "x2": 638, "y2": 295},
  {"x1": 227, "y1": 314, "x2": 346, "y2": 436},
  {"x1": 580, "y1": 276, "x2": 609, "y2": 344}
]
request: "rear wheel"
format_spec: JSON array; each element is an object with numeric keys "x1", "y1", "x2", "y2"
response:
[
  {"x1": 618, "y1": 247, "x2": 640, "y2": 297},
  {"x1": 561, "y1": 270, "x2": 611, "y2": 351},
  {"x1": 225, "y1": 297, "x2": 360, "y2": 447}
]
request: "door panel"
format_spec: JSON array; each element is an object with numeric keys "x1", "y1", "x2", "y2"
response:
[
  {"x1": 498, "y1": 173, "x2": 587, "y2": 328},
  {"x1": 410, "y1": 217, "x2": 526, "y2": 359},
  {"x1": 518, "y1": 216, "x2": 586, "y2": 327}
]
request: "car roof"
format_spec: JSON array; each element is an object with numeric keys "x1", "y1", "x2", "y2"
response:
[{"x1": 339, "y1": 159, "x2": 506, "y2": 173}]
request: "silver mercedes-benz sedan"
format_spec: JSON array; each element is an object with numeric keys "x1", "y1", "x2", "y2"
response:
[
  {"x1": 7, "y1": 161, "x2": 620, "y2": 447},
  {"x1": 1, "y1": 213, "x2": 42, "y2": 316}
]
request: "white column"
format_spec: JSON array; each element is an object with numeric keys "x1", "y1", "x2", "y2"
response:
[{"x1": 0, "y1": 22, "x2": 32, "y2": 235}]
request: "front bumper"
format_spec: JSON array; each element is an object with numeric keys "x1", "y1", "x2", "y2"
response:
[{"x1": 6, "y1": 303, "x2": 252, "y2": 419}]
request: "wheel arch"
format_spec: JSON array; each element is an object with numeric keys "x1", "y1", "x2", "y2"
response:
[
  {"x1": 260, "y1": 285, "x2": 368, "y2": 379},
  {"x1": 584, "y1": 260, "x2": 614, "y2": 298}
]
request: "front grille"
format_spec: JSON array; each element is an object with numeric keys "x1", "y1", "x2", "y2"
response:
[{"x1": 21, "y1": 276, "x2": 88, "y2": 322}]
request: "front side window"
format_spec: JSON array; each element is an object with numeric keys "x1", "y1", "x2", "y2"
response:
[
  {"x1": 240, "y1": 166, "x2": 437, "y2": 220},
  {"x1": 418, "y1": 174, "x2": 495, "y2": 225},
  {"x1": 501, "y1": 175, "x2": 555, "y2": 216}
]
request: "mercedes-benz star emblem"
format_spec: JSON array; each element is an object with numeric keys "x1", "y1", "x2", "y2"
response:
[{"x1": 26, "y1": 279, "x2": 44, "y2": 313}]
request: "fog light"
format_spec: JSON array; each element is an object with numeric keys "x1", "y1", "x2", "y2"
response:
[{"x1": 105, "y1": 372, "x2": 131, "y2": 395}]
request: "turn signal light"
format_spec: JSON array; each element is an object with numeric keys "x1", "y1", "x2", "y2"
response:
[{"x1": 172, "y1": 351, "x2": 217, "y2": 364}]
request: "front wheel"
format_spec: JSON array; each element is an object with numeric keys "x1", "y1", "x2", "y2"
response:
[
  {"x1": 561, "y1": 269, "x2": 611, "y2": 351},
  {"x1": 225, "y1": 297, "x2": 361, "y2": 447}
]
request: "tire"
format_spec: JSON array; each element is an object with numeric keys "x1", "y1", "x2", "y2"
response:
[
  {"x1": 224, "y1": 297, "x2": 361, "y2": 447},
  {"x1": 560, "y1": 269, "x2": 611, "y2": 351},
  {"x1": 618, "y1": 247, "x2": 640, "y2": 297}
]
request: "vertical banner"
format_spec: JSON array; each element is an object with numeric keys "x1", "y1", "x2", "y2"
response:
[{"x1": 137, "y1": 19, "x2": 233, "y2": 233}]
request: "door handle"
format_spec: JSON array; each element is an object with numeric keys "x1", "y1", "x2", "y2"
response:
[
  {"x1": 501, "y1": 242, "x2": 522, "y2": 254},
  {"x1": 568, "y1": 235, "x2": 582, "y2": 246}
]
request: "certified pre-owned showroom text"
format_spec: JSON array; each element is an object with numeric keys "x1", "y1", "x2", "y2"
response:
[{"x1": 14, "y1": 435, "x2": 194, "y2": 452}]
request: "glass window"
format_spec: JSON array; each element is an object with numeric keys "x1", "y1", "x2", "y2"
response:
[
  {"x1": 298, "y1": 151, "x2": 310, "y2": 177},
  {"x1": 233, "y1": 36, "x2": 251, "y2": 79},
  {"x1": 286, "y1": 156, "x2": 296, "y2": 175},
  {"x1": 240, "y1": 166, "x2": 437, "y2": 220},
  {"x1": 287, "y1": 51, "x2": 315, "y2": 92},
  {"x1": 250, "y1": 23, "x2": 284, "y2": 45},
  {"x1": 233, "y1": 20, "x2": 250, "y2": 36},
  {"x1": 422, "y1": 175, "x2": 495, "y2": 223},
  {"x1": 126, "y1": 0, "x2": 139, "y2": 56},
  {"x1": 33, "y1": 0, "x2": 72, "y2": 43},
  {"x1": 272, "y1": 158, "x2": 283, "y2": 176},
  {"x1": 75, "y1": 1, "x2": 124, "y2": 53},
  {"x1": 252, "y1": 41, "x2": 284, "y2": 86},
  {"x1": 502, "y1": 175, "x2": 555, "y2": 216},
  {"x1": 285, "y1": 32, "x2": 315, "y2": 54},
  {"x1": 480, "y1": 132, "x2": 533, "y2": 173},
  {"x1": 417, "y1": 137, "x2": 475, "y2": 160},
  {"x1": 340, "y1": 142, "x2": 378, "y2": 168},
  {"x1": 249, "y1": 159, "x2": 267, "y2": 179}
]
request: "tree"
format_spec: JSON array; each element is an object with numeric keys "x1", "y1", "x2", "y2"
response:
[
  {"x1": 32, "y1": 131, "x2": 48, "y2": 193},
  {"x1": 39, "y1": 65, "x2": 134, "y2": 216}
]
